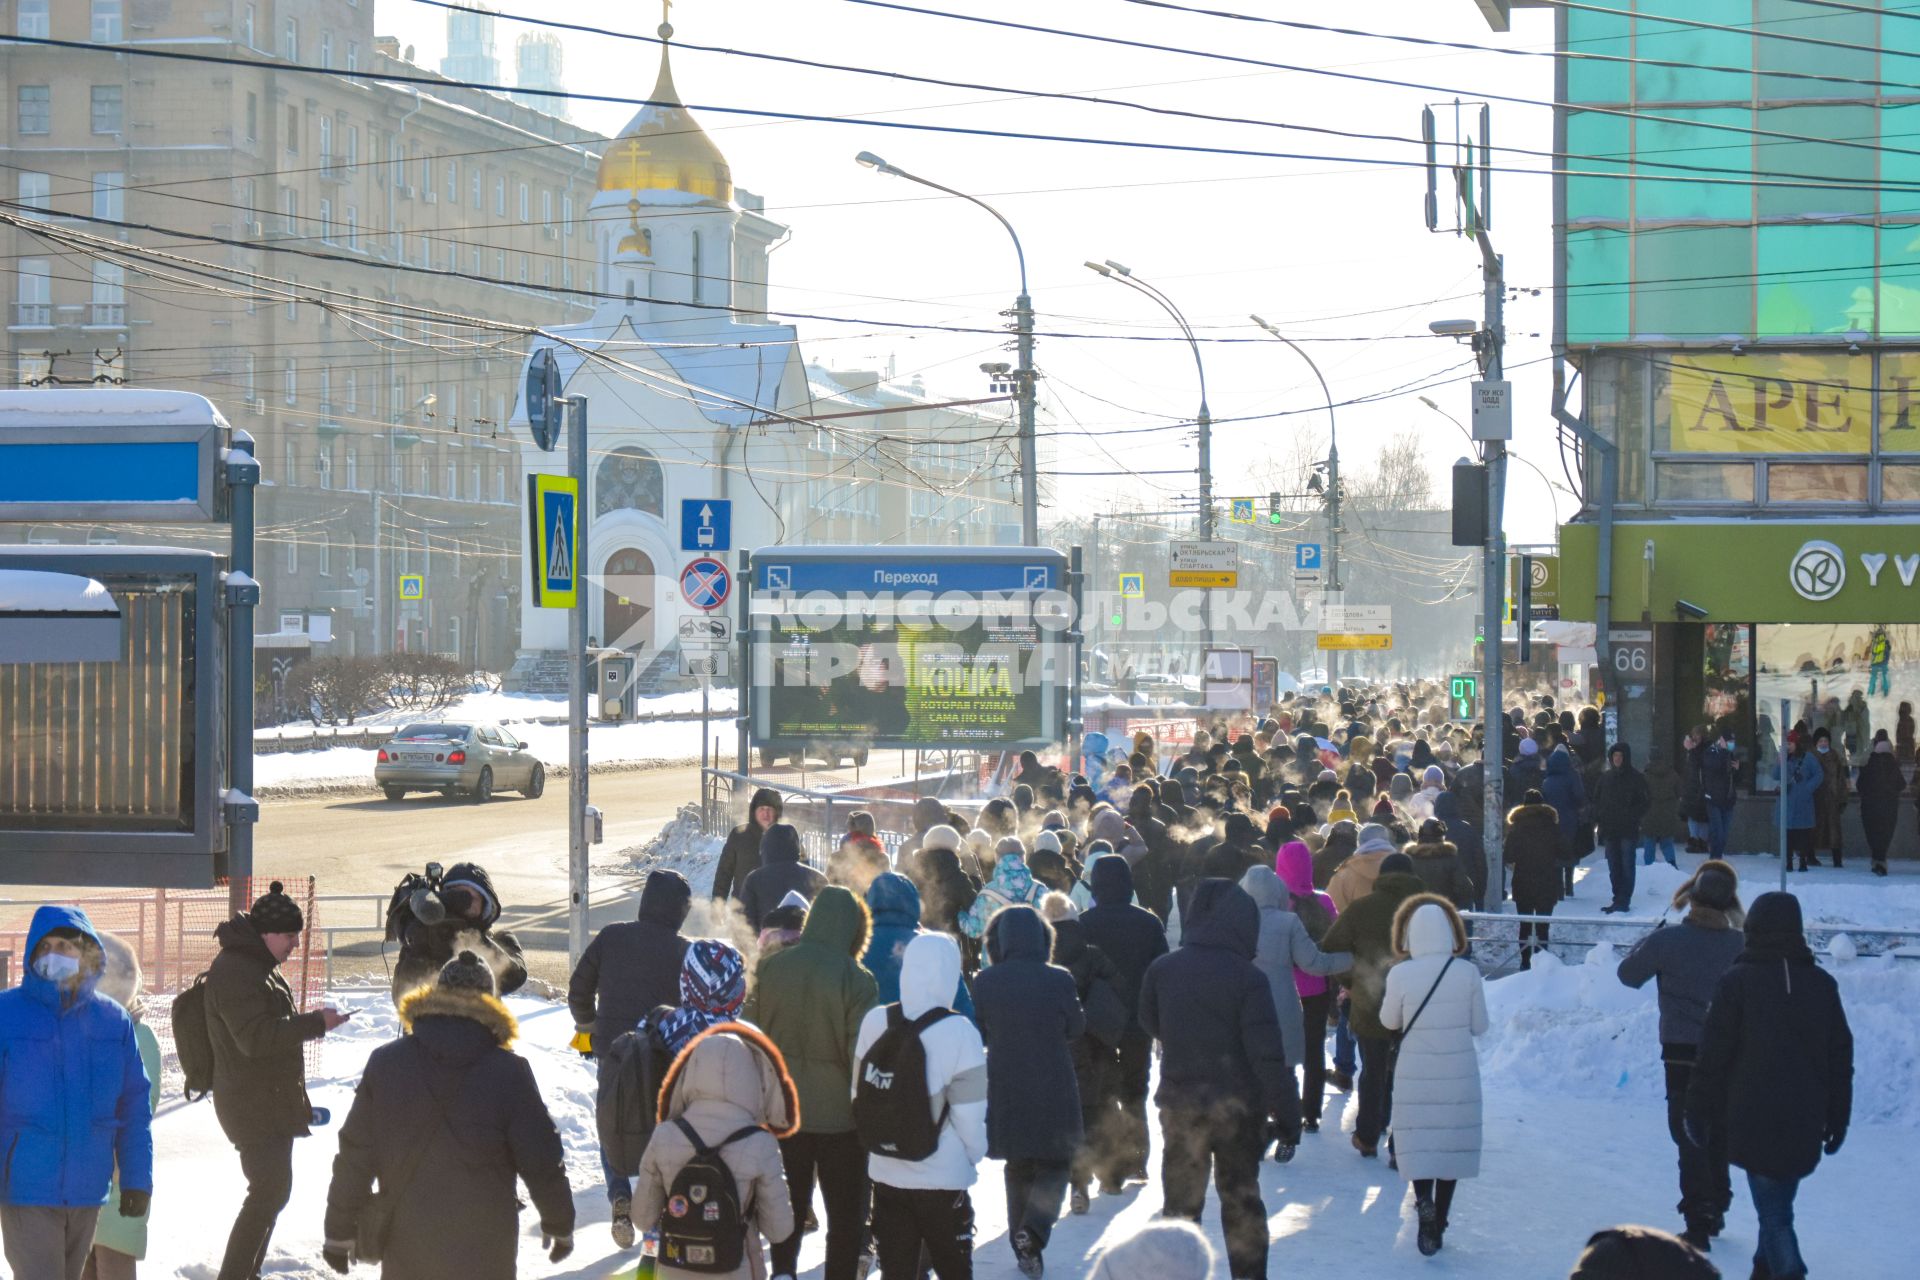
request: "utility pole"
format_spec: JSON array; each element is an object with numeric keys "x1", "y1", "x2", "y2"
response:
[
  {"x1": 1016, "y1": 292, "x2": 1039, "y2": 546},
  {"x1": 1326, "y1": 435, "x2": 1342, "y2": 684},
  {"x1": 1472, "y1": 211, "x2": 1508, "y2": 899},
  {"x1": 564, "y1": 394, "x2": 592, "y2": 970}
]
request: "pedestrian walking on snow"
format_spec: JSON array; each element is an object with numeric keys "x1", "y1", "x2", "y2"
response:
[
  {"x1": 1855, "y1": 732, "x2": 1901, "y2": 876},
  {"x1": 1685, "y1": 892, "x2": 1853, "y2": 1280},
  {"x1": 1320, "y1": 854, "x2": 1425, "y2": 1160},
  {"x1": 958, "y1": 842, "x2": 1046, "y2": 939},
  {"x1": 863, "y1": 872, "x2": 975, "y2": 1019},
  {"x1": 1593, "y1": 744, "x2": 1652, "y2": 914},
  {"x1": 384, "y1": 862, "x2": 527, "y2": 1003},
  {"x1": 1237, "y1": 866, "x2": 1350, "y2": 1146},
  {"x1": 1379, "y1": 896, "x2": 1489, "y2": 1256},
  {"x1": 971, "y1": 905, "x2": 1084, "y2": 1278},
  {"x1": 1037, "y1": 894, "x2": 1126, "y2": 1213},
  {"x1": 1139, "y1": 879, "x2": 1300, "y2": 1280},
  {"x1": 1273, "y1": 841, "x2": 1342, "y2": 1130},
  {"x1": 856, "y1": 933, "x2": 988, "y2": 1280},
  {"x1": 323, "y1": 952, "x2": 574, "y2": 1280},
  {"x1": 0, "y1": 908, "x2": 153, "y2": 1280},
  {"x1": 86, "y1": 932, "x2": 162, "y2": 1280},
  {"x1": 1616, "y1": 861, "x2": 1745, "y2": 1251},
  {"x1": 1076, "y1": 855, "x2": 1168, "y2": 1190},
  {"x1": 634, "y1": 1023, "x2": 799, "y2": 1280},
  {"x1": 740, "y1": 822, "x2": 827, "y2": 933},
  {"x1": 207, "y1": 883, "x2": 349, "y2": 1280},
  {"x1": 743, "y1": 885, "x2": 878, "y2": 1280},
  {"x1": 714, "y1": 787, "x2": 783, "y2": 903}
]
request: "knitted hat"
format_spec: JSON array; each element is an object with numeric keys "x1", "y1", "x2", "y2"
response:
[
  {"x1": 1378, "y1": 852, "x2": 1416, "y2": 876},
  {"x1": 1088, "y1": 1220, "x2": 1218, "y2": 1280},
  {"x1": 678, "y1": 939, "x2": 748, "y2": 1017},
  {"x1": 1567, "y1": 1225, "x2": 1719, "y2": 1280},
  {"x1": 1033, "y1": 829, "x2": 1063, "y2": 855},
  {"x1": 1518, "y1": 737, "x2": 1540, "y2": 757},
  {"x1": 995, "y1": 835, "x2": 1027, "y2": 859},
  {"x1": 1354, "y1": 823, "x2": 1397, "y2": 856},
  {"x1": 922, "y1": 823, "x2": 961, "y2": 854},
  {"x1": 437, "y1": 949, "x2": 496, "y2": 995},
  {"x1": 248, "y1": 881, "x2": 305, "y2": 935}
]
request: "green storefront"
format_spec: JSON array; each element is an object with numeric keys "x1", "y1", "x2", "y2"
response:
[{"x1": 1522, "y1": 0, "x2": 1920, "y2": 855}]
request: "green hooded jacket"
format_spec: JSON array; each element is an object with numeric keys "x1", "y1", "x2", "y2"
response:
[
  {"x1": 743, "y1": 885, "x2": 877, "y2": 1133},
  {"x1": 1320, "y1": 871, "x2": 1426, "y2": 1039}
]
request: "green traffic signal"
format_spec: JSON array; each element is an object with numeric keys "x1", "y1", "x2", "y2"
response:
[
  {"x1": 1268, "y1": 510, "x2": 1282, "y2": 524},
  {"x1": 1110, "y1": 613, "x2": 1123, "y2": 626}
]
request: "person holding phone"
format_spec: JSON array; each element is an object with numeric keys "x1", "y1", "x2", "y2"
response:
[{"x1": 205, "y1": 882, "x2": 350, "y2": 1280}]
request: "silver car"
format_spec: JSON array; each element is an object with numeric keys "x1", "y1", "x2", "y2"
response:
[{"x1": 374, "y1": 721, "x2": 544, "y2": 803}]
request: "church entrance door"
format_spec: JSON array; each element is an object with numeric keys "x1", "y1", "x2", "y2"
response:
[{"x1": 601, "y1": 547, "x2": 656, "y2": 655}]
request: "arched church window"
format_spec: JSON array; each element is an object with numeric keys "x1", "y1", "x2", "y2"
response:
[{"x1": 595, "y1": 446, "x2": 664, "y2": 518}]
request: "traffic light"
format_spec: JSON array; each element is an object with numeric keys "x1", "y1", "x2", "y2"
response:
[
  {"x1": 1269, "y1": 491, "x2": 1284, "y2": 524},
  {"x1": 1449, "y1": 673, "x2": 1479, "y2": 721}
]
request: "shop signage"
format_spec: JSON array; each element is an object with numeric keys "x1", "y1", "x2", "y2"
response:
[{"x1": 1667, "y1": 353, "x2": 1871, "y2": 454}]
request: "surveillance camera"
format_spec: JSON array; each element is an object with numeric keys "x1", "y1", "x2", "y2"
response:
[
  {"x1": 1675, "y1": 599, "x2": 1709, "y2": 620},
  {"x1": 1429, "y1": 319, "x2": 1479, "y2": 337}
]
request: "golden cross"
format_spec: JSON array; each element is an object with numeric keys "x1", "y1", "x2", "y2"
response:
[{"x1": 619, "y1": 139, "x2": 646, "y2": 166}]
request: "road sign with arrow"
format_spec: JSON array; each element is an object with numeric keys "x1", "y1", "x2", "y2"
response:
[{"x1": 680, "y1": 498, "x2": 731, "y2": 552}]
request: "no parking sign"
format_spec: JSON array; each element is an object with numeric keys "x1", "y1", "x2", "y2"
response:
[{"x1": 680, "y1": 557, "x2": 731, "y2": 611}]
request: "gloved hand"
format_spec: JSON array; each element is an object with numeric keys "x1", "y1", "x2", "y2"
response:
[
  {"x1": 118, "y1": 1188, "x2": 150, "y2": 1218},
  {"x1": 543, "y1": 1230, "x2": 573, "y2": 1263},
  {"x1": 322, "y1": 1239, "x2": 354, "y2": 1274},
  {"x1": 1824, "y1": 1126, "x2": 1847, "y2": 1156},
  {"x1": 569, "y1": 1028, "x2": 594, "y2": 1059}
]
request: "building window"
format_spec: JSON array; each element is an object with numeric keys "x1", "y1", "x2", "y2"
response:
[
  {"x1": 562, "y1": 193, "x2": 573, "y2": 235},
  {"x1": 518, "y1": 255, "x2": 528, "y2": 283},
  {"x1": 15, "y1": 259, "x2": 51, "y2": 328},
  {"x1": 496, "y1": 463, "x2": 507, "y2": 503},
  {"x1": 281, "y1": 437, "x2": 295, "y2": 486},
  {"x1": 494, "y1": 177, "x2": 505, "y2": 215},
  {"x1": 286, "y1": 284, "x2": 298, "y2": 322},
  {"x1": 447, "y1": 458, "x2": 460, "y2": 500},
  {"x1": 445, "y1": 160, "x2": 457, "y2": 202},
  {"x1": 90, "y1": 86, "x2": 123, "y2": 135},
  {"x1": 318, "y1": 115, "x2": 331, "y2": 165},
  {"x1": 471, "y1": 171, "x2": 482, "y2": 209},
  {"x1": 91, "y1": 0, "x2": 122, "y2": 42},
  {"x1": 282, "y1": 185, "x2": 297, "y2": 231},
  {"x1": 518, "y1": 182, "x2": 529, "y2": 222},
  {"x1": 243, "y1": 353, "x2": 257, "y2": 400},
  {"x1": 17, "y1": 0, "x2": 48, "y2": 38},
  {"x1": 283, "y1": 18, "x2": 297, "y2": 61},
  {"x1": 495, "y1": 249, "x2": 505, "y2": 278},
  {"x1": 346, "y1": 42, "x2": 357, "y2": 77},
  {"x1": 89, "y1": 261, "x2": 123, "y2": 326},
  {"x1": 542, "y1": 189, "x2": 553, "y2": 227},
  {"x1": 244, "y1": 92, "x2": 257, "y2": 143},
  {"x1": 320, "y1": 30, "x2": 332, "y2": 70},
  {"x1": 16, "y1": 86, "x2": 49, "y2": 135},
  {"x1": 595, "y1": 447, "x2": 665, "y2": 518},
  {"x1": 241, "y1": 3, "x2": 255, "y2": 48},
  {"x1": 91, "y1": 172, "x2": 123, "y2": 222},
  {"x1": 345, "y1": 448, "x2": 358, "y2": 491},
  {"x1": 344, "y1": 369, "x2": 357, "y2": 412},
  {"x1": 285, "y1": 531, "x2": 298, "y2": 575},
  {"x1": 344, "y1": 124, "x2": 357, "y2": 169},
  {"x1": 17, "y1": 172, "x2": 49, "y2": 211},
  {"x1": 283, "y1": 358, "x2": 298, "y2": 405},
  {"x1": 318, "y1": 198, "x2": 333, "y2": 242},
  {"x1": 285, "y1": 105, "x2": 299, "y2": 154},
  {"x1": 315, "y1": 444, "x2": 333, "y2": 490},
  {"x1": 317, "y1": 533, "x2": 332, "y2": 576},
  {"x1": 345, "y1": 206, "x2": 358, "y2": 250}
]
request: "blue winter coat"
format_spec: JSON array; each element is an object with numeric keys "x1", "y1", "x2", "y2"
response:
[
  {"x1": 1541, "y1": 747, "x2": 1588, "y2": 847},
  {"x1": 972, "y1": 907, "x2": 1084, "y2": 1161},
  {"x1": 0, "y1": 906, "x2": 153, "y2": 1207},
  {"x1": 862, "y1": 874, "x2": 974, "y2": 1020},
  {"x1": 1780, "y1": 750, "x2": 1823, "y2": 830}
]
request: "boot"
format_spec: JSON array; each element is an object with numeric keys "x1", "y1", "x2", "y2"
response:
[
  {"x1": 1069, "y1": 1185, "x2": 1090, "y2": 1216},
  {"x1": 1014, "y1": 1229, "x2": 1044, "y2": 1279},
  {"x1": 1416, "y1": 1199, "x2": 1442, "y2": 1256},
  {"x1": 1681, "y1": 1219, "x2": 1712, "y2": 1253},
  {"x1": 1352, "y1": 1132, "x2": 1378, "y2": 1158},
  {"x1": 1329, "y1": 1069, "x2": 1355, "y2": 1092},
  {"x1": 1874, "y1": 861, "x2": 1889, "y2": 877},
  {"x1": 610, "y1": 1197, "x2": 636, "y2": 1249}
]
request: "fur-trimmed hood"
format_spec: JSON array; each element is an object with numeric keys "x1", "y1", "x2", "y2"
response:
[
  {"x1": 1405, "y1": 839, "x2": 1459, "y2": 861},
  {"x1": 657, "y1": 1020, "x2": 801, "y2": 1139},
  {"x1": 1391, "y1": 892, "x2": 1467, "y2": 959},
  {"x1": 398, "y1": 983, "x2": 519, "y2": 1047}
]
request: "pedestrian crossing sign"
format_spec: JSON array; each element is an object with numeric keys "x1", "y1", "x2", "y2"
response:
[
  {"x1": 1118, "y1": 572, "x2": 1145, "y2": 598},
  {"x1": 1230, "y1": 498, "x2": 1255, "y2": 523},
  {"x1": 397, "y1": 574, "x2": 424, "y2": 601},
  {"x1": 527, "y1": 473, "x2": 580, "y2": 609}
]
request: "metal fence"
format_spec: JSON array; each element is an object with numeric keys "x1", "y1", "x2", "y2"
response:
[
  {"x1": 1463, "y1": 908, "x2": 1920, "y2": 976},
  {"x1": 0, "y1": 879, "x2": 327, "y2": 1097}
]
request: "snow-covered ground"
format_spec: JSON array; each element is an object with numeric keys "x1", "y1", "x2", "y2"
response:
[
  {"x1": 142, "y1": 871, "x2": 1915, "y2": 1279},
  {"x1": 255, "y1": 687, "x2": 740, "y2": 742}
]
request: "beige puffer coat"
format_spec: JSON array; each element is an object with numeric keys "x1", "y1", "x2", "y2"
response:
[{"x1": 634, "y1": 1023, "x2": 799, "y2": 1280}]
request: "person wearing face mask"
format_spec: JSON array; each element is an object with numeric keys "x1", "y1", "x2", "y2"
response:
[
  {"x1": 0, "y1": 907, "x2": 153, "y2": 1280},
  {"x1": 206, "y1": 882, "x2": 351, "y2": 1280},
  {"x1": 1810, "y1": 728, "x2": 1849, "y2": 869}
]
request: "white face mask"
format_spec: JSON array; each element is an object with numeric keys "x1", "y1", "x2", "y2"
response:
[
  {"x1": 1817, "y1": 744, "x2": 1830, "y2": 754},
  {"x1": 33, "y1": 952, "x2": 80, "y2": 983}
]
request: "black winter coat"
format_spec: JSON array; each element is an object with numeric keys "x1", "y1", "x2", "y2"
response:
[
  {"x1": 907, "y1": 845, "x2": 982, "y2": 937},
  {"x1": 390, "y1": 863, "x2": 527, "y2": 1002},
  {"x1": 1701, "y1": 743, "x2": 1739, "y2": 808},
  {"x1": 1078, "y1": 856, "x2": 1169, "y2": 1034},
  {"x1": 1856, "y1": 751, "x2": 1903, "y2": 857},
  {"x1": 972, "y1": 907, "x2": 1085, "y2": 1161},
  {"x1": 1432, "y1": 791, "x2": 1487, "y2": 902},
  {"x1": 567, "y1": 872, "x2": 692, "y2": 1055},
  {"x1": 324, "y1": 988, "x2": 574, "y2": 1280},
  {"x1": 1505, "y1": 803, "x2": 1565, "y2": 911},
  {"x1": 1405, "y1": 840, "x2": 1476, "y2": 910},
  {"x1": 1138, "y1": 879, "x2": 1299, "y2": 1136},
  {"x1": 739, "y1": 824, "x2": 827, "y2": 931},
  {"x1": 205, "y1": 916, "x2": 327, "y2": 1145},
  {"x1": 1592, "y1": 747, "x2": 1653, "y2": 841},
  {"x1": 711, "y1": 787, "x2": 783, "y2": 901},
  {"x1": 1683, "y1": 740, "x2": 1710, "y2": 822},
  {"x1": 1686, "y1": 894, "x2": 1853, "y2": 1181},
  {"x1": 1049, "y1": 916, "x2": 1121, "y2": 1112}
]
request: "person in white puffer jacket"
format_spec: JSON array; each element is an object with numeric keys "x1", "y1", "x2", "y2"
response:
[
  {"x1": 854, "y1": 932, "x2": 988, "y2": 1279},
  {"x1": 1379, "y1": 894, "x2": 1488, "y2": 1259}
]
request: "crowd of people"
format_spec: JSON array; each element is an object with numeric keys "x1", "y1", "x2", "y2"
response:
[{"x1": 0, "y1": 683, "x2": 1859, "y2": 1280}]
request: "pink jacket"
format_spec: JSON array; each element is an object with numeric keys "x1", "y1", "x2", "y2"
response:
[{"x1": 1275, "y1": 841, "x2": 1339, "y2": 997}]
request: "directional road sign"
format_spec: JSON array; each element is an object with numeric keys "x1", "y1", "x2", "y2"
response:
[
  {"x1": 1295, "y1": 542, "x2": 1323, "y2": 572},
  {"x1": 680, "y1": 498, "x2": 732, "y2": 552},
  {"x1": 1170, "y1": 540, "x2": 1238, "y2": 588},
  {"x1": 527, "y1": 474, "x2": 579, "y2": 609},
  {"x1": 1323, "y1": 605, "x2": 1391, "y2": 634},
  {"x1": 680, "y1": 556, "x2": 732, "y2": 611},
  {"x1": 1118, "y1": 572, "x2": 1144, "y2": 598},
  {"x1": 398, "y1": 573, "x2": 425, "y2": 601},
  {"x1": 1317, "y1": 633, "x2": 1392, "y2": 651},
  {"x1": 1229, "y1": 498, "x2": 1255, "y2": 524}
]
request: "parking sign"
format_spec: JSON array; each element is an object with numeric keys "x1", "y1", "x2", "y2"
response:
[{"x1": 1295, "y1": 543, "x2": 1322, "y2": 571}]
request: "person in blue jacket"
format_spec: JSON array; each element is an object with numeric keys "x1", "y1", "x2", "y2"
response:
[
  {"x1": 1541, "y1": 745, "x2": 1589, "y2": 897},
  {"x1": 1780, "y1": 738, "x2": 1824, "y2": 872},
  {"x1": 862, "y1": 872, "x2": 974, "y2": 1020},
  {"x1": 0, "y1": 906, "x2": 153, "y2": 1280}
]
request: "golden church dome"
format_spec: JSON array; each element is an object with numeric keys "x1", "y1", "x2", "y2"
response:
[{"x1": 596, "y1": 35, "x2": 732, "y2": 203}]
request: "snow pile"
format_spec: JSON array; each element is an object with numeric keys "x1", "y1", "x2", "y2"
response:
[
  {"x1": 631, "y1": 802, "x2": 723, "y2": 876},
  {"x1": 1482, "y1": 940, "x2": 1920, "y2": 1129}
]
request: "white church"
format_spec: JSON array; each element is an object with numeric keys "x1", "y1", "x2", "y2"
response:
[{"x1": 507, "y1": 27, "x2": 1020, "y2": 692}]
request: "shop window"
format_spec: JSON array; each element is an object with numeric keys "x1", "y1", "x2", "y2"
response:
[
  {"x1": 1655, "y1": 461, "x2": 1754, "y2": 503},
  {"x1": 1766, "y1": 463, "x2": 1867, "y2": 504},
  {"x1": 1881, "y1": 463, "x2": 1920, "y2": 504},
  {"x1": 1755, "y1": 624, "x2": 1910, "y2": 781}
]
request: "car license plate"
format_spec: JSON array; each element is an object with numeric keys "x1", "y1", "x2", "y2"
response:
[{"x1": 403, "y1": 752, "x2": 435, "y2": 764}]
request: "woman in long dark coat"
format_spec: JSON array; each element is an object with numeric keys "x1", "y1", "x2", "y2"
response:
[{"x1": 1855, "y1": 731, "x2": 1902, "y2": 876}]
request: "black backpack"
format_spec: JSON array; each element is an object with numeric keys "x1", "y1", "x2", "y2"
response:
[
  {"x1": 594, "y1": 1011, "x2": 675, "y2": 1178},
  {"x1": 852, "y1": 1005, "x2": 954, "y2": 1160},
  {"x1": 170, "y1": 972, "x2": 215, "y2": 1102},
  {"x1": 657, "y1": 1119, "x2": 761, "y2": 1273}
]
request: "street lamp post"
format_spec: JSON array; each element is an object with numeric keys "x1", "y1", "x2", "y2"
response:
[
  {"x1": 1251, "y1": 315, "x2": 1341, "y2": 681},
  {"x1": 856, "y1": 152, "x2": 1038, "y2": 545},
  {"x1": 1087, "y1": 261, "x2": 1213, "y2": 653}
]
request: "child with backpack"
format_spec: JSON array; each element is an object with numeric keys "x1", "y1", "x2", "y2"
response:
[
  {"x1": 853, "y1": 933, "x2": 988, "y2": 1280},
  {"x1": 634, "y1": 1023, "x2": 800, "y2": 1279}
]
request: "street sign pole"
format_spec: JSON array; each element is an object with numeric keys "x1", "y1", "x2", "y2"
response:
[
  {"x1": 565, "y1": 395, "x2": 590, "y2": 970},
  {"x1": 224, "y1": 435, "x2": 260, "y2": 915}
]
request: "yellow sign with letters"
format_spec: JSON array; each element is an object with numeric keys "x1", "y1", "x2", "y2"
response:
[{"x1": 1666, "y1": 353, "x2": 1871, "y2": 454}]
